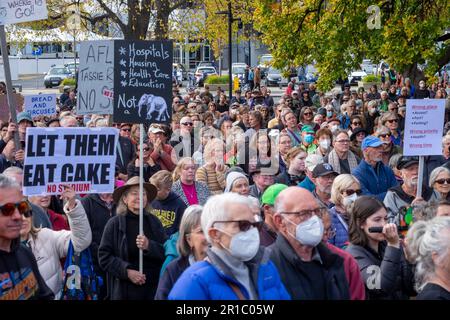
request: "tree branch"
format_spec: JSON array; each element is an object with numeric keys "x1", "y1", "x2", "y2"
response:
[{"x1": 96, "y1": 0, "x2": 127, "y2": 30}]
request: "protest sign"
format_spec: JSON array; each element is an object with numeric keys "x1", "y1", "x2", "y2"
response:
[
  {"x1": 77, "y1": 41, "x2": 114, "y2": 115},
  {"x1": 113, "y1": 40, "x2": 173, "y2": 124},
  {"x1": 404, "y1": 99, "x2": 445, "y2": 156},
  {"x1": 23, "y1": 127, "x2": 119, "y2": 196},
  {"x1": 0, "y1": 0, "x2": 48, "y2": 25},
  {"x1": 24, "y1": 93, "x2": 56, "y2": 118},
  {"x1": 0, "y1": 93, "x2": 23, "y2": 121}
]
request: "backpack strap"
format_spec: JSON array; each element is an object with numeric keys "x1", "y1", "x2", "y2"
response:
[{"x1": 226, "y1": 281, "x2": 247, "y2": 300}]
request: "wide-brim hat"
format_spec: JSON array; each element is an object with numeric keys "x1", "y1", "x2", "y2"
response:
[{"x1": 112, "y1": 176, "x2": 157, "y2": 204}]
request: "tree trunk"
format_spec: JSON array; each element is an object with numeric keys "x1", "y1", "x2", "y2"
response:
[
  {"x1": 154, "y1": 0, "x2": 170, "y2": 40},
  {"x1": 402, "y1": 62, "x2": 425, "y2": 86}
]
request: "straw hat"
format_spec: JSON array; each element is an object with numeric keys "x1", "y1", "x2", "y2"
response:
[{"x1": 112, "y1": 176, "x2": 157, "y2": 204}]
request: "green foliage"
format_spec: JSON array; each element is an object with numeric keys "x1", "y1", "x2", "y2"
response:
[
  {"x1": 362, "y1": 75, "x2": 381, "y2": 82},
  {"x1": 204, "y1": 75, "x2": 229, "y2": 84},
  {"x1": 61, "y1": 78, "x2": 77, "y2": 86},
  {"x1": 253, "y1": 0, "x2": 450, "y2": 91}
]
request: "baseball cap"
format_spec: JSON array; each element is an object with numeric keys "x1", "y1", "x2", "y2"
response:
[
  {"x1": 301, "y1": 125, "x2": 315, "y2": 134},
  {"x1": 396, "y1": 156, "x2": 419, "y2": 170},
  {"x1": 305, "y1": 154, "x2": 324, "y2": 172},
  {"x1": 312, "y1": 163, "x2": 339, "y2": 178},
  {"x1": 17, "y1": 111, "x2": 33, "y2": 124},
  {"x1": 261, "y1": 184, "x2": 288, "y2": 206},
  {"x1": 361, "y1": 136, "x2": 383, "y2": 151},
  {"x1": 149, "y1": 124, "x2": 165, "y2": 134}
]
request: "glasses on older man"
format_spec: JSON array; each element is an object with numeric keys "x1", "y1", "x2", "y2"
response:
[
  {"x1": 0, "y1": 201, "x2": 32, "y2": 217},
  {"x1": 279, "y1": 207, "x2": 328, "y2": 221},
  {"x1": 213, "y1": 220, "x2": 263, "y2": 232}
]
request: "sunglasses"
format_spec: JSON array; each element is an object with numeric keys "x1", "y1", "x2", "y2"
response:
[
  {"x1": 342, "y1": 189, "x2": 362, "y2": 196},
  {"x1": 0, "y1": 201, "x2": 32, "y2": 217},
  {"x1": 213, "y1": 220, "x2": 263, "y2": 232},
  {"x1": 435, "y1": 178, "x2": 450, "y2": 185},
  {"x1": 182, "y1": 122, "x2": 194, "y2": 126},
  {"x1": 387, "y1": 119, "x2": 398, "y2": 123},
  {"x1": 304, "y1": 112, "x2": 313, "y2": 116},
  {"x1": 352, "y1": 122, "x2": 361, "y2": 125},
  {"x1": 121, "y1": 128, "x2": 131, "y2": 132},
  {"x1": 379, "y1": 133, "x2": 391, "y2": 138}
]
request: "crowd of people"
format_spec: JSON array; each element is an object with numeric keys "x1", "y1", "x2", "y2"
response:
[{"x1": 0, "y1": 75, "x2": 450, "y2": 300}]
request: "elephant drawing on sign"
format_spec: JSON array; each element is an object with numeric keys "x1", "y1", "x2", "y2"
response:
[{"x1": 137, "y1": 94, "x2": 170, "y2": 122}]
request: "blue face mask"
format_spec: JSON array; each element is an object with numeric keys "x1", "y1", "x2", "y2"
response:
[
  {"x1": 326, "y1": 111, "x2": 333, "y2": 118},
  {"x1": 304, "y1": 134, "x2": 314, "y2": 145}
]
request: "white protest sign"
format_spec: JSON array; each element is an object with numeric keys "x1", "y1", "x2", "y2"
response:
[
  {"x1": 0, "y1": 0, "x2": 48, "y2": 25},
  {"x1": 24, "y1": 93, "x2": 56, "y2": 118},
  {"x1": 403, "y1": 99, "x2": 446, "y2": 156},
  {"x1": 77, "y1": 40, "x2": 114, "y2": 115},
  {"x1": 23, "y1": 127, "x2": 119, "y2": 196}
]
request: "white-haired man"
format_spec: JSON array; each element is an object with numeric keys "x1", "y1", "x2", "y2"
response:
[{"x1": 168, "y1": 192, "x2": 290, "y2": 300}]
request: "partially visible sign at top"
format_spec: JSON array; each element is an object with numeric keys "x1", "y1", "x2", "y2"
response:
[{"x1": 0, "y1": 0, "x2": 48, "y2": 25}]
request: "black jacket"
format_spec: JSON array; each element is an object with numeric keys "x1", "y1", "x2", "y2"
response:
[
  {"x1": 0, "y1": 154, "x2": 23, "y2": 174},
  {"x1": 269, "y1": 234, "x2": 350, "y2": 300},
  {"x1": 98, "y1": 212, "x2": 167, "y2": 300},
  {"x1": 346, "y1": 242, "x2": 415, "y2": 300},
  {"x1": 154, "y1": 255, "x2": 190, "y2": 300},
  {"x1": 127, "y1": 162, "x2": 161, "y2": 183},
  {"x1": 150, "y1": 191, "x2": 187, "y2": 236},
  {"x1": 81, "y1": 194, "x2": 116, "y2": 273},
  {"x1": 116, "y1": 136, "x2": 135, "y2": 175},
  {"x1": 0, "y1": 239, "x2": 54, "y2": 300}
]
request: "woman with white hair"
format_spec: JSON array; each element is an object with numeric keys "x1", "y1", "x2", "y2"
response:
[
  {"x1": 329, "y1": 174, "x2": 361, "y2": 249},
  {"x1": 155, "y1": 205, "x2": 208, "y2": 300},
  {"x1": 406, "y1": 216, "x2": 450, "y2": 299},
  {"x1": 168, "y1": 193, "x2": 290, "y2": 300},
  {"x1": 224, "y1": 170, "x2": 250, "y2": 196},
  {"x1": 429, "y1": 166, "x2": 450, "y2": 201}
]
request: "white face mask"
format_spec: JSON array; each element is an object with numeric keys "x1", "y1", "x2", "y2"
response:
[
  {"x1": 286, "y1": 215, "x2": 324, "y2": 247},
  {"x1": 331, "y1": 125, "x2": 339, "y2": 133},
  {"x1": 342, "y1": 193, "x2": 358, "y2": 207},
  {"x1": 219, "y1": 227, "x2": 260, "y2": 261},
  {"x1": 319, "y1": 139, "x2": 331, "y2": 150}
]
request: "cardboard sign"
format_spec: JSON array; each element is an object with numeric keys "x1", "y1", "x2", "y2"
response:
[
  {"x1": 113, "y1": 40, "x2": 173, "y2": 124},
  {"x1": 77, "y1": 41, "x2": 114, "y2": 115},
  {"x1": 24, "y1": 93, "x2": 56, "y2": 118},
  {"x1": 23, "y1": 127, "x2": 119, "y2": 196},
  {"x1": 0, "y1": 0, "x2": 48, "y2": 25},
  {"x1": 0, "y1": 93, "x2": 24, "y2": 121},
  {"x1": 403, "y1": 99, "x2": 446, "y2": 156}
]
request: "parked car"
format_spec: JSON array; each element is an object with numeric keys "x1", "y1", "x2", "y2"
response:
[
  {"x1": 348, "y1": 70, "x2": 367, "y2": 86},
  {"x1": 197, "y1": 61, "x2": 215, "y2": 68},
  {"x1": 361, "y1": 59, "x2": 376, "y2": 74},
  {"x1": 265, "y1": 67, "x2": 288, "y2": 87},
  {"x1": 304, "y1": 65, "x2": 319, "y2": 83},
  {"x1": 44, "y1": 66, "x2": 73, "y2": 88},
  {"x1": 194, "y1": 66, "x2": 218, "y2": 87},
  {"x1": 65, "y1": 62, "x2": 78, "y2": 76},
  {"x1": 258, "y1": 54, "x2": 273, "y2": 78}
]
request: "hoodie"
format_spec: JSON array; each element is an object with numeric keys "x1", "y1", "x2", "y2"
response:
[
  {"x1": 150, "y1": 191, "x2": 187, "y2": 236},
  {"x1": 0, "y1": 238, "x2": 54, "y2": 300}
]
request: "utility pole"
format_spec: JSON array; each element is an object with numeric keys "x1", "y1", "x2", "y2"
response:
[{"x1": 216, "y1": 1, "x2": 238, "y2": 101}]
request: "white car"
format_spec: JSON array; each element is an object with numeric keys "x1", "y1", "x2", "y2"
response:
[
  {"x1": 348, "y1": 70, "x2": 367, "y2": 85},
  {"x1": 232, "y1": 63, "x2": 247, "y2": 82}
]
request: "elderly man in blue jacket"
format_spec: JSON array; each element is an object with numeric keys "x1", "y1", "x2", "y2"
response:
[{"x1": 352, "y1": 136, "x2": 398, "y2": 201}]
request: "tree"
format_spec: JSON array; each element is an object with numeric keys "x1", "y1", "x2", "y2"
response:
[{"x1": 253, "y1": 0, "x2": 450, "y2": 90}]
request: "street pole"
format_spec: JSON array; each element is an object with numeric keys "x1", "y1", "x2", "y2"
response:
[
  {"x1": 73, "y1": 34, "x2": 76, "y2": 72},
  {"x1": 36, "y1": 53, "x2": 39, "y2": 89},
  {"x1": 227, "y1": 1, "x2": 232, "y2": 101},
  {"x1": 0, "y1": 25, "x2": 20, "y2": 151}
]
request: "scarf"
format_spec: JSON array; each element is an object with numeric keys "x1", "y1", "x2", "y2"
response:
[{"x1": 328, "y1": 149, "x2": 358, "y2": 174}]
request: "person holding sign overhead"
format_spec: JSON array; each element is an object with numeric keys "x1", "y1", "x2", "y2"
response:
[
  {"x1": 127, "y1": 140, "x2": 161, "y2": 182},
  {"x1": 98, "y1": 177, "x2": 167, "y2": 300}
]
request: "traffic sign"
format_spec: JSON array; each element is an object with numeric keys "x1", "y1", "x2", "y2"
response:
[{"x1": 32, "y1": 47, "x2": 42, "y2": 56}]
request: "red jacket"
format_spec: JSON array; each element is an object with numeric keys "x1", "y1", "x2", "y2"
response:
[
  {"x1": 47, "y1": 209, "x2": 70, "y2": 231},
  {"x1": 151, "y1": 144, "x2": 176, "y2": 171},
  {"x1": 326, "y1": 243, "x2": 366, "y2": 300}
]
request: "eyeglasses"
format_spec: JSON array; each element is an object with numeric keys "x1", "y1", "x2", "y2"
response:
[
  {"x1": 0, "y1": 201, "x2": 32, "y2": 217},
  {"x1": 182, "y1": 122, "x2": 194, "y2": 126},
  {"x1": 335, "y1": 139, "x2": 350, "y2": 144},
  {"x1": 304, "y1": 112, "x2": 313, "y2": 116},
  {"x1": 213, "y1": 220, "x2": 263, "y2": 232},
  {"x1": 352, "y1": 122, "x2": 361, "y2": 125},
  {"x1": 279, "y1": 207, "x2": 328, "y2": 220},
  {"x1": 435, "y1": 178, "x2": 450, "y2": 185},
  {"x1": 121, "y1": 128, "x2": 131, "y2": 132},
  {"x1": 387, "y1": 119, "x2": 398, "y2": 123},
  {"x1": 378, "y1": 133, "x2": 391, "y2": 138},
  {"x1": 342, "y1": 189, "x2": 362, "y2": 196}
]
